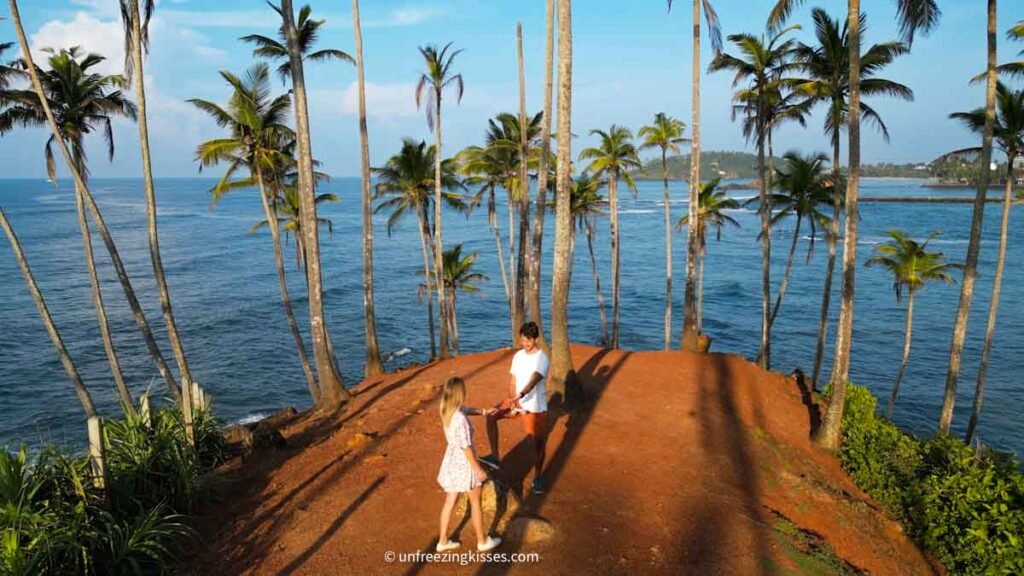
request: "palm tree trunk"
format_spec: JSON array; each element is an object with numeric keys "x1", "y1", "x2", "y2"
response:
[
  {"x1": 417, "y1": 206, "x2": 438, "y2": 360},
  {"x1": 71, "y1": 144, "x2": 133, "y2": 414},
  {"x1": 432, "y1": 88, "x2": 452, "y2": 359},
  {"x1": 494, "y1": 223, "x2": 512, "y2": 313},
  {"x1": 7, "y1": 5, "x2": 182, "y2": 403},
  {"x1": 887, "y1": 289, "x2": 915, "y2": 420},
  {"x1": 814, "y1": 0, "x2": 861, "y2": 450},
  {"x1": 549, "y1": 0, "x2": 574, "y2": 400},
  {"x1": 515, "y1": 21, "x2": 532, "y2": 346},
  {"x1": 757, "y1": 125, "x2": 772, "y2": 369},
  {"x1": 813, "y1": 135, "x2": 842, "y2": 389},
  {"x1": 568, "y1": 225, "x2": 577, "y2": 288},
  {"x1": 770, "y1": 213, "x2": 802, "y2": 327},
  {"x1": 697, "y1": 246, "x2": 705, "y2": 332},
  {"x1": 450, "y1": 293, "x2": 461, "y2": 355},
  {"x1": 508, "y1": 194, "x2": 519, "y2": 345},
  {"x1": 940, "y1": 0, "x2": 997, "y2": 434},
  {"x1": 529, "y1": 0, "x2": 556, "y2": 352},
  {"x1": 587, "y1": 226, "x2": 609, "y2": 347},
  {"x1": 128, "y1": 0, "x2": 194, "y2": 406},
  {"x1": 662, "y1": 149, "x2": 672, "y2": 350},
  {"x1": 280, "y1": 0, "x2": 348, "y2": 407},
  {"x1": 965, "y1": 158, "x2": 1014, "y2": 442},
  {"x1": 680, "y1": 0, "x2": 702, "y2": 352},
  {"x1": 1, "y1": 206, "x2": 96, "y2": 418},
  {"x1": 609, "y1": 173, "x2": 621, "y2": 349},
  {"x1": 352, "y1": 0, "x2": 384, "y2": 378},
  {"x1": 257, "y1": 169, "x2": 319, "y2": 404}
]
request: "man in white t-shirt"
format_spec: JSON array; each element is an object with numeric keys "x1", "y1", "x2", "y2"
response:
[{"x1": 479, "y1": 322, "x2": 549, "y2": 495}]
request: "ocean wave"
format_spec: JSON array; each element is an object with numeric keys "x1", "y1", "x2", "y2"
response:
[
  {"x1": 36, "y1": 194, "x2": 74, "y2": 205},
  {"x1": 618, "y1": 209, "x2": 657, "y2": 215},
  {"x1": 383, "y1": 347, "x2": 412, "y2": 363},
  {"x1": 234, "y1": 412, "x2": 271, "y2": 426}
]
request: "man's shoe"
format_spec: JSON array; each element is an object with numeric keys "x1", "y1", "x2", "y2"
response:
[
  {"x1": 478, "y1": 454, "x2": 500, "y2": 470},
  {"x1": 531, "y1": 477, "x2": 546, "y2": 495}
]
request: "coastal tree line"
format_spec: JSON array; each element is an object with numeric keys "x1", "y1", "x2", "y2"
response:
[{"x1": 0, "y1": 0, "x2": 1021, "y2": 462}]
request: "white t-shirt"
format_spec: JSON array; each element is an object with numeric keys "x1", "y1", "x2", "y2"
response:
[{"x1": 510, "y1": 348, "x2": 549, "y2": 413}]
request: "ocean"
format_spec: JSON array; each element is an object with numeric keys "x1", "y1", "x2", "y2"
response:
[{"x1": 0, "y1": 177, "x2": 1020, "y2": 456}]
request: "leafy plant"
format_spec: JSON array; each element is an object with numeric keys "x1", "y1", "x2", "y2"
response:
[{"x1": 838, "y1": 383, "x2": 1024, "y2": 574}]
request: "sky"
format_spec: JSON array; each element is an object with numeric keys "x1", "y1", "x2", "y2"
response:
[{"x1": 1, "y1": 0, "x2": 1023, "y2": 179}]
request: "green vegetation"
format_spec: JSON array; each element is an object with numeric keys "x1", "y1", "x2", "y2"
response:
[
  {"x1": 0, "y1": 404, "x2": 225, "y2": 575},
  {"x1": 633, "y1": 151, "x2": 944, "y2": 181},
  {"x1": 839, "y1": 384, "x2": 1024, "y2": 575},
  {"x1": 859, "y1": 163, "x2": 929, "y2": 178},
  {"x1": 767, "y1": 516, "x2": 857, "y2": 576},
  {"x1": 633, "y1": 151, "x2": 770, "y2": 180}
]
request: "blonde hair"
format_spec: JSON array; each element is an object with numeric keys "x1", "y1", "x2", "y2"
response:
[{"x1": 439, "y1": 377, "x2": 466, "y2": 428}]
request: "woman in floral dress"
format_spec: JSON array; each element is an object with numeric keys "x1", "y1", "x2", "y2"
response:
[{"x1": 436, "y1": 377, "x2": 503, "y2": 553}]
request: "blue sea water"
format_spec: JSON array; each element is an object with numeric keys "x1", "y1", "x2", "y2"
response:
[{"x1": 0, "y1": 177, "x2": 1020, "y2": 456}]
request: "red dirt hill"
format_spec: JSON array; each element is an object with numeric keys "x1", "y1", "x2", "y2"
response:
[{"x1": 185, "y1": 345, "x2": 936, "y2": 575}]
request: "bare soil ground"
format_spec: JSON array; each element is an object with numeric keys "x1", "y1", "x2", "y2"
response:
[{"x1": 184, "y1": 345, "x2": 936, "y2": 575}]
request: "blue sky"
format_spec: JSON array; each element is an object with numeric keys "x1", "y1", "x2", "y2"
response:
[{"x1": 2, "y1": 0, "x2": 1023, "y2": 179}]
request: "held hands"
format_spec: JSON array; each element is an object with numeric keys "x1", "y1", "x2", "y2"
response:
[{"x1": 474, "y1": 465, "x2": 489, "y2": 482}]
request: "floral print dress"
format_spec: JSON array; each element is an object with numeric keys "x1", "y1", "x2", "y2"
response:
[{"x1": 437, "y1": 408, "x2": 483, "y2": 493}]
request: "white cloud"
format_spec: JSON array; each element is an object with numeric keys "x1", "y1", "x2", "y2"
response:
[
  {"x1": 31, "y1": 13, "x2": 125, "y2": 75},
  {"x1": 29, "y1": 11, "x2": 226, "y2": 76},
  {"x1": 332, "y1": 81, "x2": 420, "y2": 118},
  {"x1": 367, "y1": 6, "x2": 448, "y2": 27}
]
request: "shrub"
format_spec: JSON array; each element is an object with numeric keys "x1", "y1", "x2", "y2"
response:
[
  {"x1": 838, "y1": 384, "x2": 1024, "y2": 575},
  {"x1": 838, "y1": 384, "x2": 922, "y2": 512},
  {"x1": 0, "y1": 402, "x2": 224, "y2": 574}
]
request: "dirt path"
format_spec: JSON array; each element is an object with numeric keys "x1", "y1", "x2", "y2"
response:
[{"x1": 186, "y1": 346, "x2": 936, "y2": 575}]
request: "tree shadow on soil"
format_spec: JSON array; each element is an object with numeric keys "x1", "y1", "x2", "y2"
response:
[
  {"x1": 469, "y1": 348, "x2": 631, "y2": 576},
  {"x1": 190, "y1": 352, "x2": 511, "y2": 573},
  {"x1": 276, "y1": 475, "x2": 386, "y2": 576},
  {"x1": 673, "y1": 354, "x2": 774, "y2": 573}
]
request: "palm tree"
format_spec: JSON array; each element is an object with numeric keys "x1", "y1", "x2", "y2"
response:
[
  {"x1": 579, "y1": 125, "x2": 641, "y2": 349},
  {"x1": 940, "y1": 0, "x2": 994, "y2": 436},
  {"x1": 480, "y1": 111, "x2": 543, "y2": 344},
  {"x1": 550, "y1": 0, "x2": 574, "y2": 401},
  {"x1": 251, "y1": 183, "x2": 338, "y2": 268},
  {"x1": 866, "y1": 230, "x2": 957, "y2": 419},
  {"x1": 639, "y1": 113, "x2": 688, "y2": 350},
  {"x1": 1, "y1": 47, "x2": 140, "y2": 414},
  {"x1": 350, "y1": 0, "x2": 384, "y2": 377},
  {"x1": 515, "y1": 22, "x2": 533, "y2": 351},
  {"x1": 676, "y1": 178, "x2": 740, "y2": 331},
  {"x1": 241, "y1": 3, "x2": 353, "y2": 82},
  {"x1": 7, "y1": 6, "x2": 190, "y2": 412},
  {"x1": 421, "y1": 244, "x2": 488, "y2": 355},
  {"x1": 275, "y1": 0, "x2": 348, "y2": 408},
  {"x1": 458, "y1": 144, "x2": 513, "y2": 318},
  {"x1": 769, "y1": 0, "x2": 940, "y2": 450},
  {"x1": 529, "y1": 0, "x2": 556, "y2": 352},
  {"x1": 1, "y1": 36, "x2": 22, "y2": 109},
  {"x1": 947, "y1": 82, "x2": 1024, "y2": 442},
  {"x1": 766, "y1": 151, "x2": 833, "y2": 327},
  {"x1": 374, "y1": 139, "x2": 464, "y2": 361},
  {"x1": 1, "y1": 207, "x2": 96, "y2": 419},
  {"x1": 792, "y1": 7, "x2": 913, "y2": 390},
  {"x1": 119, "y1": 0, "x2": 195, "y2": 417},
  {"x1": 188, "y1": 63, "x2": 322, "y2": 404},
  {"x1": 710, "y1": 26, "x2": 801, "y2": 369},
  {"x1": 569, "y1": 175, "x2": 609, "y2": 345},
  {"x1": 416, "y1": 42, "x2": 464, "y2": 360},
  {"x1": 667, "y1": 0, "x2": 722, "y2": 353}
]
